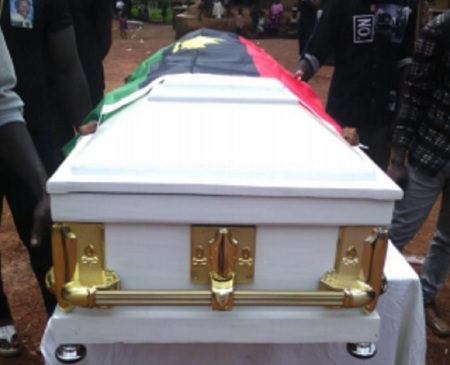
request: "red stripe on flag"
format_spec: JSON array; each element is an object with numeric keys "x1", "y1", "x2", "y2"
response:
[{"x1": 239, "y1": 37, "x2": 342, "y2": 133}]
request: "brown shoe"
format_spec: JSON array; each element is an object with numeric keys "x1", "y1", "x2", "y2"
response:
[{"x1": 424, "y1": 301, "x2": 450, "y2": 337}]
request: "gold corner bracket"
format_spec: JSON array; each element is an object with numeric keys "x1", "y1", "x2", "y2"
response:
[
  {"x1": 46, "y1": 223, "x2": 120, "y2": 312},
  {"x1": 320, "y1": 226, "x2": 389, "y2": 312}
]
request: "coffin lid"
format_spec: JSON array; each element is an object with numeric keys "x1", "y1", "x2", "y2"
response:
[{"x1": 47, "y1": 74, "x2": 402, "y2": 201}]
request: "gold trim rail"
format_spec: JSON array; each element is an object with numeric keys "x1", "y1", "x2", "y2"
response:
[{"x1": 62, "y1": 287, "x2": 374, "y2": 309}]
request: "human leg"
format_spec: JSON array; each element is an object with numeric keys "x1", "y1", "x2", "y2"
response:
[
  {"x1": 402, "y1": 163, "x2": 450, "y2": 336},
  {"x1": 0, "y1": 266, "x2": 21, "y2": 357},
  {"x1": 420, "y1": 163, "x2": 450, "y2": 304},
  {"x1": 389, "y1": 164, "x2": 444, "y2": 251},
  {"x1": 0, "y1": 256, "x2": 12, "y2": 321},
  {"x1": 0, "y1": 164, "x2": 21, "y2": 356},
  {"x1": 421, "y1": 182, "x2": 450, "y2": 337},
  {"x1": 0, "y1": 162, "x2": 12, "y2": 321}
]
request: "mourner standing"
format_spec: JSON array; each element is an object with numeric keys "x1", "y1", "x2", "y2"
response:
[
  {"x1": 389, "y1": 10, "x2": 450, "y2": 337},
  {"x1": 0, "y1": 0, "x2": 91, "y2": 354},
  {"x1": 295, "y1": 0, "x2": 418, "y2": 170},
  {"x1": 0, "y1": 25, "x2": 51, "y2": 357}
]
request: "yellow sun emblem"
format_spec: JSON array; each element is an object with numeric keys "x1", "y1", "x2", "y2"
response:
[{"x1": 172, "y1": 36, "x2": 224, "y2": 53}]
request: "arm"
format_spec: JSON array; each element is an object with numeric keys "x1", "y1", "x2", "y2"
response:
[
  {"x1": 295, "y1": 58, "x2": 315, "y2": 82},
  {"x1": 0, "y1": 76, "x2": 46, "y2": 200},
  {"x1": 0, "y1": 28, "x2": 51, "y2": 245},
  {"x1": 0, "y1": 122, "x2": 48, "y2": 203},
  {"x1": 46, "y1": 26, "x2": 92, "y2": 130},
  {"x1": 388, "y1": 14, "x2": 442, "y2": 186},
  {"x1": 387, "y1": 145, "x2": 408, "y2": 188},
  {"x1": 96, "y1": 20, "x2": 112, "y2": 61},
  {"x1": 0, "y1": 122, "x2": 51, "y2": 246},
  {"x1": 95, "y1": 0, "x2": 113, "y2": 60},
  {"x1": 0, "y1": 92, "x2": 50, "y2": 247},
  {"x1": 393, "y1": 3, "x2": 418, "y2": 121},
  {"x1": 0, "y1": 28, "x2": 50, "y2": 245},
  {"x1": 295, "y1": 0, "x2": 340, "y2": 81}
]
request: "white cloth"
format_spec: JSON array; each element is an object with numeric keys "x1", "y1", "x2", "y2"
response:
[{"x1": 41, "y1": 243, "x2": 426, "y2": 365}]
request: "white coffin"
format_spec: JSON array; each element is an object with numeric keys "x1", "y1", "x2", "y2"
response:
[{"x1": 47, "y1": 74, "x2": 403, "y2": 345}]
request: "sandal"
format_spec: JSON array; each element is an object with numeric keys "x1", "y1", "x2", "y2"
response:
[{"x1": 0, "y1": 325, "x2": 21, "y2": 357}]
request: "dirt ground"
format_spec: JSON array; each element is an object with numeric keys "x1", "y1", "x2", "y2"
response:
[{"x1": 0, "y1": 19, "x2": 449, "y2": 365}]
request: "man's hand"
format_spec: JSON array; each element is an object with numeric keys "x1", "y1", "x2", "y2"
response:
[
  {"x1": 78, "y1": 121, "x2": 98, "y2": 135},
  {"x1": 30, "y1": 194, "x2": 51, "y2": 247},
  {"x1": 294, "y1": 69, "x2": 304, "y2": 81},
  {"x1": 387, "y1": 160, "x2": 408, "y2": 190},
  {"x1": 387, "y1": 146, "x2": 408, "y2": 190},
  {"x1": 341, "y1": 127, "x2": 360, "y2": 146},
  {"x1": 294, "y1": 59, "x2": 314, "y2": 82}
]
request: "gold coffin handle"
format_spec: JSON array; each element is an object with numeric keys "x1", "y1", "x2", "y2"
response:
[
  {"x1": 208, "y1": 228, "x2": 238, "y2": 310},
  {"x1": 60, "y1": 288, "x2": 374, "y2": 309}
]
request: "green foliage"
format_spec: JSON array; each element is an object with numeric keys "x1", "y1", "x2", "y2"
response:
[
  {"x1": 148, "y1": 7, "x2": 173, "y2": 22},
  {"x1": 128, "y1": 4, "x2": 173, "y2": 22},
  {"x1": 130, "y1": 6, "x2": 139, "y2": 18}
]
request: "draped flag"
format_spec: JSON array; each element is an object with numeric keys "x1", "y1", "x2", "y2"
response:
[{"x1": 64, "y1": 28, "x2": 340, "y2": 155}]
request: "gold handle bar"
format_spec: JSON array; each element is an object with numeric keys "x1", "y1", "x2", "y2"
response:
[{"x1": 63, "y1": 287, "x2": 373, "y2": 309}]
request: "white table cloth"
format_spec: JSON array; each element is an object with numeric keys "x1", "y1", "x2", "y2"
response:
[{"x1": 41, "y1": 243, "x2": 426, "y2": 365}]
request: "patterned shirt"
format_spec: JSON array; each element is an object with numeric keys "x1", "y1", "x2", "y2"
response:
[{"x1": 392, "y1": 11, "x2": 450, "y2": 176}]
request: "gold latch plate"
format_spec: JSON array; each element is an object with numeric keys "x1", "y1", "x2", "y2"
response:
[{"x1": 191, "y1": 226, "x2": 256, "y2": 284}]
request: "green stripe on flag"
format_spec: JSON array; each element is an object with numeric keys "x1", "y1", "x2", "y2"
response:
[{"x1": 62, "y1": 46, "x2": 169, "y2": 157}]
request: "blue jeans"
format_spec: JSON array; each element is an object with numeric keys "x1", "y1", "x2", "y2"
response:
[{"x1": 390, "y1": 161, "x2": 450, "y2": 303}]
